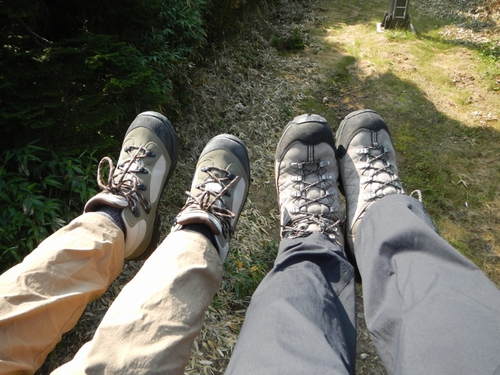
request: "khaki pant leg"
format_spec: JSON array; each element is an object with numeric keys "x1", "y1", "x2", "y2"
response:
[
  {"x1": 0, "y1": 213, "x2": 124, "y2": 375},
  {"x1": 52, "y1": 229, "x2": 222, "y2": 375}
]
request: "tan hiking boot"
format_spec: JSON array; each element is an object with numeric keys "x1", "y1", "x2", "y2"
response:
[
  {"x1": 85, "y1": 111, "x2": 178, "y2": 260},
  {"x1": 172, "y1": 134, "x2": 250, "y2": 261}
]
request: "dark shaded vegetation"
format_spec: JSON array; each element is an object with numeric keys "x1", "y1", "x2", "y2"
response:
[{"x1": 0, "y1": 0, "x2": 275, "y2": 271}]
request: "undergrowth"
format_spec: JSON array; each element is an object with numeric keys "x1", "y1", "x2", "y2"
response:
[{"x1": 0, "y1": 143, "x2": 99, "y2": 271}]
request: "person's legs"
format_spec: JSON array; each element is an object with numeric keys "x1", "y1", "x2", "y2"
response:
[
  {"x1": 51, "y1": 229, "x2": 223, "y2": 375},
  {"x1": 0, "y1": 111, "x2": 178, "y2": 375},
  {"x1": 226, "y1": 114, "x2": 356, "y2": 375},
  {"x1": 336, "y1": 109, "x2": 500, "y2": 375},
  {"x1": 52, "y1": 134, "x2": 251, "y2": 374},
  {"x1": 0, "y1": 214, "x2": 124, "y2": 375},
  {"x1": 357, "y1": 195, "x2": 500, "y2": 375},
  {"x1": 226, "y1": 234, "x2": 355, "y2": 375}
]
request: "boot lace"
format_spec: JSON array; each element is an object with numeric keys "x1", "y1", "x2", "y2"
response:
[
  {"x1": 356, "y1": 143, "x2": 404, "y2": 202},
  {"x1": 97, "y1": 145, "x2": 155, "y2": 217},
  {"x1": 283, "y1": 214, "x2": 341, "y2": 239},
  {"x1": 282, "y1": 158, "x2": 340, "y2": 239},
  {"x1": 180, "y1": 166, "x2": 239, "y2": 238}
]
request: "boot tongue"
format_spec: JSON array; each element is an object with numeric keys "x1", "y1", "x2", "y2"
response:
[
  {"x1": 84, "y1": 192, "x2": 128, "y2": 212},
  {"x1": 204, "y1": 181, "x2": 225, "y2": 208},
  {"x1": 280, "y1": 209, "x2": 292, "y2": 229},
  {"x1": 205, "y1": 181, "x2": 223, "y2": 194}
]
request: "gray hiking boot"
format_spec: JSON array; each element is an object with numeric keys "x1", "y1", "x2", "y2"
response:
[
  {"x1": 275, "y1": 114, "x2": 343, "y2": 245},
  {"x1": 85, "y1": 111, "x2": 178, "y2": 260},
  {"x1": 172, "y1": 134, "x2": 250, "y2": 261},
  {"x1": 335, "y1": 109, "x2": 404, "y2": 249}
]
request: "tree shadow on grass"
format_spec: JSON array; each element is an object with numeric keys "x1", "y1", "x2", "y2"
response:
[{"x1": 308, "y1": 58, "x2": 500, "y2": 285}]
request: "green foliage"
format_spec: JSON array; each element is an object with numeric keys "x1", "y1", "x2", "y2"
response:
[
  {"x1": 204, "y1": 0, "x2": 249, "y2": 39},
  {"x1": 0, "y1": 35, "x2": 168, "y2": 149},
  {"x1": 223, "y1": 241, "x2": 278, "y2": 299},
  {"x1": 280, "y1": 105, "x2": 294, "y2": 120},
  {"x1": 271, "y1": 29, "x2": 305, "y2": 51},
  {"x1": 0, "y1": 143, "x2": 99, "y2": 272},
  {"x1": 479, "y1": 41, "x2": 500, "y2": 61},
  {"x1": 0, "y1": 0, "x2": 207, "y2": 150},
  {"x1": 0, "y1": 0, "x2": 208, "y2": 267}
]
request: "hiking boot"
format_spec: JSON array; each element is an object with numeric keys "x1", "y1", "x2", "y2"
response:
[
  {"x1": 172, "y1": 134, "x2": 250, "y2": 261},
  {"x1": 85, "y1": 111, "x2": 178, "y2": 260},
  {"x1": 335, "y1": 109, "x2": 404, "y2": 249},
  {"x1": 275, "y1": 114, "x2": 343, "y2": 245}
]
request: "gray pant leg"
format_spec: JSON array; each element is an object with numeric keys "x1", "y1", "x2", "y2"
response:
[
  {"x1": 356, "y1": 194, "x2": 500, "y2": 375},
  {"x1": 226, "y1": 232, "x2": 356, "y2": 375}
]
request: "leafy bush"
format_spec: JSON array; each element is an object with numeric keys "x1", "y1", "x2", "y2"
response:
[
  {"x1": 0, "y1": 0, "x2": 207, "y2": 267},
  {"x1": 270, "y1": 29, "x2": 305, "y2": 51},
  {"x1": 0, "y1": 143, "x2": 99, "y2": 272},
  {"x1": 0, "y1": 0, "x2": 207, "y2": 151}
]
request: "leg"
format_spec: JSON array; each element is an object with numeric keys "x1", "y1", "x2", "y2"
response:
[
  {"x1": 52, "y1": 134, "x2": 251, "y2": 374},
  {"x1": 51, "y1": 230, "x2": 223, "y2": 375},
  {"x1": 357, "y1": 194, "x2": 500, "y2": 375},
  {"x1": 226, "y1": 233, "x2": 355, "y2": 375},
  {"x1": 227, "y1": 114, "x2": 356, "y2": 374},
  {"x1": 0, "y1": 213, "x2": 124, "y2": 375},
  {"x1": 336, "y1": 109, "x2": 500, "y2": 375},
  {"x1": 0, "y1": 112, "x2": 178, "y2": 374}
]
